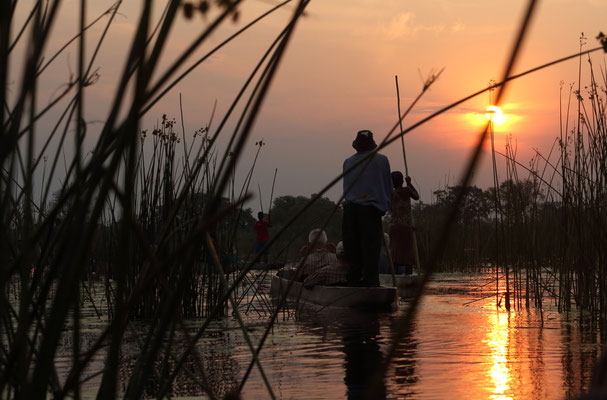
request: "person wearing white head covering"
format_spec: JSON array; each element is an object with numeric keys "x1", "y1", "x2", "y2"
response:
[
  {"x1": 308, "y1": 228, "x2": 327, "y2": 246},
  {"x1": 297, "y1": 229, "x2": 337, "y2": 281},
  {"x1": 304, "y1": 241, "x2": 349, "y2": 288}
]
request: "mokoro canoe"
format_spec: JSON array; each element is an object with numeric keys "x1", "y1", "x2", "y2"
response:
[
  {"x1": 270, "y1": 269, "x2": 398, "y2": 310},
  {"x1": 379, "y1": 273, "x2": 421, "y2": 298}
]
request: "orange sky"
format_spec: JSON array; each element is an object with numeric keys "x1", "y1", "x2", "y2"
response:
[{"x1": 11, "y1": 0, "x2": 607, "y2": 205}]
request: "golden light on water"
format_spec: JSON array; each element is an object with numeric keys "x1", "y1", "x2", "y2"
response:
[
  {"x1": 486, "y1": 105, "x2": 505, "y2": 125},
  {"x1": 485, "y1": 311, "x2": 513, "y2": 400}
]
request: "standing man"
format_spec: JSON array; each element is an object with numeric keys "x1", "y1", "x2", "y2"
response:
[
  {"x1": 254, "y1": 211, "x2": 272, "y2": 264},
  {"x1": 342, "y1": 130, "x2": 393, "y2": 287}
]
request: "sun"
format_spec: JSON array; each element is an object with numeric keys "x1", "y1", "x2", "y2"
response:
[
  {"x1": 485, "y1": 105, "x2": 504, "y2": 125},
  {"x1": 461, "y1": 104, "x2": 518, "y2": 134}
]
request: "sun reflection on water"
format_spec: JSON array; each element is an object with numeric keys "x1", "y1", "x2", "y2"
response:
[{"x1": 485, "y1": 310, "x2": 512, "y2": 400}]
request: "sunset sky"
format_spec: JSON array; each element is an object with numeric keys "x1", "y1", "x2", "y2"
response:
[{"x1": 13, "y1": 0, "x2": 607, "y2": 207}]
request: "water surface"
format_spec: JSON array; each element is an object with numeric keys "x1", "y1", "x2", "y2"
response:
[
  {"x1": 57, "y1": 271, "x2": 606, "y2": 399},
  {"x1": 205, "y1": 272, "x2": 604, "y2": 399}
]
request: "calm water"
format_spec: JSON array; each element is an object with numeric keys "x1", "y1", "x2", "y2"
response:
[{"x1": 57, "y1": 271, "x2": 606, "y2": 399}]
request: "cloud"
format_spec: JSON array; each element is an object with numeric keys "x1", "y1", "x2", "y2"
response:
[
  {"x1": 451, "y1": 23, "x2": 465, "y2": 33},
  {"x1": 380, "y1": 12, "x2": 464, "y2": 40},
  {"x1": 384, "y1": 12, "x2": 417, "y2": 39}
]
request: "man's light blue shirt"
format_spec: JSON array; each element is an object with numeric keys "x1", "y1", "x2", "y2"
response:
[{"x1": 343, "y1": 151, "x2": 393, "y2": 215}]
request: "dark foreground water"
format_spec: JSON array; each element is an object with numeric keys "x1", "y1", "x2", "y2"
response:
[{"x1": 59, "y1": 271, "x2": 606, "y2": 399}]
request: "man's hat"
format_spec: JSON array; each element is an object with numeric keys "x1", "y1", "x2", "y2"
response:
[{"x1": 352, "y1": 130, "x2": 377, "y2": 152}]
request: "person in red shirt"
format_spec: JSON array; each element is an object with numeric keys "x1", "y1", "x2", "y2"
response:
[{"x1": 254, "y1": 211, "x2": 272, "y2": 263}]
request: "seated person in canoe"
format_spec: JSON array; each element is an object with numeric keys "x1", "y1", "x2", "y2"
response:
[
  {"x1": 304, "y1": 241, "x2": 349, "y2": 288},
  {"x1": 296, "y1": 229, "x2": 337, "y2": 282}
]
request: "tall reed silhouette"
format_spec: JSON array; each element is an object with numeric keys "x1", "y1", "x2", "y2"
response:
[
  {"x1": 2, "y1": 0, "x2": 607, "y2": 398},
  {"x1": 1, "y1": 1, "x2": 309, "y2": 397}
]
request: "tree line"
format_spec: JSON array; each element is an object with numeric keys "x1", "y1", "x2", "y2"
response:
[{"x1": 245, "y1": 178, "x2": 559, "y2": 272}]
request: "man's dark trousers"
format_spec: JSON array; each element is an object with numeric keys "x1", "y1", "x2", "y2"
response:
[{"x1": 342, "y1": 203, "x2": 382, "y2": 286}]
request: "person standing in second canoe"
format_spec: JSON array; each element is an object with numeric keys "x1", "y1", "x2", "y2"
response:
[
  {"x1": 254, "y1": 211, "x2": 272, "y2": 264},
  {"x1": 342, "y1": 130, "x2": 393, "y2": 287},
  {"x1": 388, "y1": 171, "x2": 419, "y2": 275}
]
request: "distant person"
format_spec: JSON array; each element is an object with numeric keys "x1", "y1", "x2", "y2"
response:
[
  {"x1": 342, "y1": 130, "x2": 393, "y2": 287},
  {"x1": 254, "y1": 211, "x2": 272, "y2": 263},
  {"x1": 388, "y1": 171, "x2": 419, "y2": 275},
  {"x1": 297, "y1": 229, "x2": 337, "y2": 282},
  {"x1": 304, "y1": 241, "x2": 349, "y2": 288}
]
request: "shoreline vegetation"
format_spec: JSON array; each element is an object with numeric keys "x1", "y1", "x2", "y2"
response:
[{"x1": 2, "y1": 0, "x2": 607, "y2": 398}]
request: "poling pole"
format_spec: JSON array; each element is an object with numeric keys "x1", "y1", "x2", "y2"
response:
[
  {"x1": 268, "y1": 168, "x2": 278, "y2": 216},
  {"x1": 395, "y1": 75, "x2": 409, "y2": 177},
  {"x1": 258, "y1": 183, "x2": 264, "y2": 214},
  {"x1": 395, "y1": 75, "x2": 420, "y2": 273}
]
